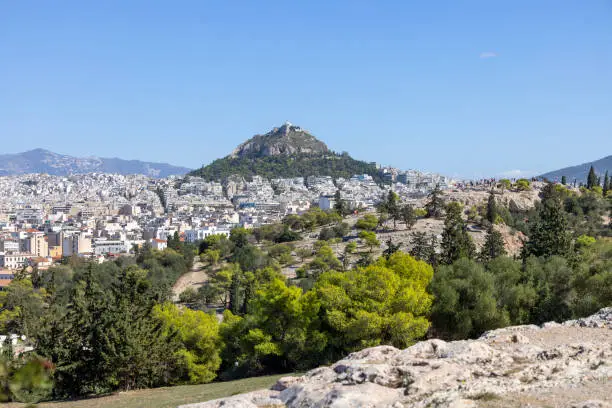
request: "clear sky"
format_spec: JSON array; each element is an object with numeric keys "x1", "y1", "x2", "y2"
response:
[{"x1": 1, "y1": 1, "x2": 611, "y2": 178}]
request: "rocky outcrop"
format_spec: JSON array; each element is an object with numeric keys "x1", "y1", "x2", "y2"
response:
[
  {"x1": 231, "y1": 122, "x2": 329, "y2": 158},
  {"x1": 180, "y1": 308, "x2": 612, "y2": 408}
]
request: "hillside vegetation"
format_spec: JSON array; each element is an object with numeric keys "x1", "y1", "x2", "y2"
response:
[{"x1": 1, "y1": 182, "x2": 610, "y2": 405}]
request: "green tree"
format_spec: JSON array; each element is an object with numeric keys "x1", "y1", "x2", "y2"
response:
[
  {"x1": 342, "y1": 242, "x2": 357, "y2": 271},
  {"x1": 486, "y1": 190, "x2": 497, "y2": 224},
  {"x1": 409, "y1": 232, "x2": 437, "y2": 265},
  {"x1": 154, "y1": 303, "x2": 222, "y2": 384},
  {"x1": 295, "y1": 247, "x2": 312, "y2": 263},
  {"x1": 0, "y1": 354, "x2": 54, "y2": 403},
  {"x1": 425, "y1": 184, "x2": 444, "y2": 218},
  {"x1": 430, "y1": 258, "x2": 509, "y2": 339},
  {"x1": 561, "y1": 175, "x2": 567, "y2": 185},
  {"x1": 486, "y1": 257, "x2": 537, "y2": 325},
  {"x1": 202, "y1": 249, "x2": 220, "y2": 265},
  {"x1": 514, "y1": 179, "x2": 531, "y2": 191},
  {"x1": 498, "y1": 179, "x2": 512, "y2": 194},
  {"x1": 603, "y1": 171, "x2": 609, "y2": 196},
  {"x1": 440, "y1": 202, "x2": 476, "y2": 264},
  {"x1": 315, "y1": 252, "x2": 433, "y2": 357},
  {"x1": 401, "y1": 204, "x2": 417, "y2": 230},
  {"x1": 359, "y1": 231, "x2": 380, "y2": 253},
  {"x1": 586, "y1": 165, "x2": 597, "y2": 189},
  {"x1": 37, "y1": 265, "x2": 179, "y2": 397},
  {"x1": 0, "y1": 279, "x2": 45, "y2": 338},
  {"x1": 333, "y1": 189, "x2": 348, "y2": 216},
  {"x1": 355, "y1": 214, "x2": 378, "y2": 231},
  {"x1": 523, "y1": 198, "x2": 571, "y2": 259},
  {"x1": 219, "y1": 278, "x2": 325, "y2": 377},
  {"x1": 479, "y1": 227, "x2": 507, "y2": 262},
  {"x1": 383, "y1": 238, "x2": 401, "y2": 259}
]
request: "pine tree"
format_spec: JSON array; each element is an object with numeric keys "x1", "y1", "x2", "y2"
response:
[
  {"x1": 333, "y1": 190, "x2": 347, "y2": 216},
  {"x1": 425, "y1": 184, "x2": 445, "y2": 218},
  {"x1": 410, "y1": 232, "x2": 435, "y2": 264},
  {"x1": 440, "y1": 202, "x2": 476, "y2": 264},
  {"x1": 400, "y1": 204, "x2": 417, "y2": 230},
  {"x1": 561, "y1": 175, "x2": 567, "y2": 185},
  {"x1": 587, "y1": 166, "x2": 597, "y2": 189},
  {"x1": 479, "y1": 227, "x2": 507, "y2": 262},
  {"x1": 603, "y1": 171, "x2": 609, "y2": 196},
  {"x1": 523, "y1": 198, "x2": 571, "y2": 259},
  {"x1": 486, "y1": 189, "x2": 497, "y2": 223},
  {"x1": 383, "y1": 238, "x2": 401, "y2": 259}
]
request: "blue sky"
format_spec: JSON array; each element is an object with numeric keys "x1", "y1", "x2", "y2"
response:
[{"x1": 1, "y1": 1, "x2": 610, "y2": 178}]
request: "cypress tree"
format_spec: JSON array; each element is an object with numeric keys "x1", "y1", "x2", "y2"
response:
[
  {"x1": 440, "y1": 202, "x2": 476, "y2": 264},
  {"x1": 603, "y1": 171, "x2": 609, "y2": 196},
  {"x1": 425, "y1": 184, "x2": 445, "y2": 218},
  {"x1": 479, "y1": 227, "x2": 507, "y2": 262},
  {"x1": 586, "y1": 166, "x2": 597, "y2": 189},
  {"x1": 486, "y1": 189, "x2": 497, "y2": 223},
  {"x1": 561, "y1": 175, "x2": 567, "y2": 185},
  {"x1": 523, "y1": 198, "x2": 571, "y2": 258}
]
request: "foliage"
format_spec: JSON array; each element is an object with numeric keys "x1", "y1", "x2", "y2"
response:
[
  {"x1": 315, "y1": 252, "x2": 432, "y2": 357},
  {"x1": 514, "y1": 179, "x2": 531, "y2": 191},
  {"x1": 440, "y1": 202, "x2": 475, "y2": 264},
  {"x1": 358, "y1": 231, "x2": 380, "y2": 253},
  {"x1": 35, "y1": 265, "x2": 180, "y2": 397},
  {"x1": 587, "y1": 165, "x2": 598, "y2": 190},
  {"x1": 191, "y1": 153, "x2": 383, "y2": 183},
  {"x1": 154, "y1": 304, "x2": 222, "y2": 384},
  {"x1": 430, "y1": 259, "x2": 509, "y2": 339},
  {"x1": 523, "y1": 195, "x2": 571, "y2": 259},
  {"x1": 486, "y1": 190, "x2": 497, "y2": 224},
  {"x1": 219, "y1": 279, "x2": 324, "y2": 378},
  {"x1": 400, "y1": 204, "x2": 417, "y2": 230},
  {"x1": 409, "y1": 232, "x2": 438, "y2": 266},
  {"x1": 355, "y1": 214, "x2": 379, "y2": 231},
  {"x1": 479, "y1": 227, "x2": 507, "y2": 262},
  {"x1": 425, "y1": 184, "x2": 445, "y2": 218},
  {"x1": 0, "y1": 353, "x2": 54, "y2": 403}
]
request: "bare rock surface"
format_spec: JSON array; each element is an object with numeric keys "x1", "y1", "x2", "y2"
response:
[{"x1": 179, "y1": 308, "x2": 612, "y2": 408}]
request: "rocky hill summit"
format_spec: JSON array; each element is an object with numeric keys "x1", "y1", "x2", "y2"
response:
[
  {"x1": 191, "y1": 122, "x2": 380, "y2": 181},
  {"x1": 231, "y1": 122, "x2": 330, "y2": 158},
  {"x1": 181, "y1": 308, "x2": 612, "y2": 408}
]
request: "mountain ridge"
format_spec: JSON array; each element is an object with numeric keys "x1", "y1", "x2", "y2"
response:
[
  {"x1": 0, "y1": 148, "x2": 190, "y2": 178},
  {"x1": 539, "y1": 155, "x2": 612, "y2": 183}
]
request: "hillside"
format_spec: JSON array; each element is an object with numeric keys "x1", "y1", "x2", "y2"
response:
[
  {"x1": 181, "y1": 308, "x2": 612, "y2": 408},
  {"x1": 539, "y1": 155, "x2": 612, "y2": 183},
  {"x1": 0, "y1": 149, "x2": 190, "y2": 178},
  {"x1": 190, "y1": 123, "x2": 382, "y2": 182}
]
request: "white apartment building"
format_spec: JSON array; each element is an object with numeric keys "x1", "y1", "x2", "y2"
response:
[
  {"x1": 0, "y1": 253, "x2": 35, "y2": 270},
  {"x1": 184, "y1": 227, "x2": 231, "y2": 243},
  {"x1": 93, "y1": 239, "x2": 130, "y2": 255}
]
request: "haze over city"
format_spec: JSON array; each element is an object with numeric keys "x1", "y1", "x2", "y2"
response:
[{"x1": 2, "y1": 1, "x2": 611, "y2": 178}]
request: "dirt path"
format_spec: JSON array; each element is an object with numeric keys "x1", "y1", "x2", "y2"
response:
[{"x1": 172, "y1": 258, "x2": 209, "y2": 302}]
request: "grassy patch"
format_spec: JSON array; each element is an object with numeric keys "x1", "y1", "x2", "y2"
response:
[
  {"x1": 471, "y1": 392, "x2": 500, "y2": 401},
  {"x1": 8, "y1": 374, "x2": 293, "y2": 408}
]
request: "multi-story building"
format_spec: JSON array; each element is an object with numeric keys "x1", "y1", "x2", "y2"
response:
[
  {"x1": 62, "y1": 231, "x2": 92, "y2": 256},
  {"x1": 21, "y1": 230, "x2": 48, "y2": 257},
  {"x1": 0, "y1": 253, "x2": 35, "y2": 270},
  {"x1": 93, "y1": 239, "x2": 129, "y2": 255}
]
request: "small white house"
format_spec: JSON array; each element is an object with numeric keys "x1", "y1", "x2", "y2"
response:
[{"x1": 150, "y1": 238, "x2": 167, "y2": 251}]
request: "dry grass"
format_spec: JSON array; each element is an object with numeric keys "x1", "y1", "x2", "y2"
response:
[{"x1": 8, "y1": 374, "x2": 290, "y2": 408}]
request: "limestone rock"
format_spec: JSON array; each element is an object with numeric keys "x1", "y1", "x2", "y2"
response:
[{"x1": 178, "y1": 308, "x2": 612, "y2": 408}]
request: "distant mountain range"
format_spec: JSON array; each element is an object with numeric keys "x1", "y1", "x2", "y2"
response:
[
  {"x1": 190, "y1": 122, "x2": 382, "y2": 182},
  {"x1": 539, "y1": 155, "x2": 612, "y2": 183},
  {"x1": 0, "y1": 149, "x2": 190, "y2": 178}
]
